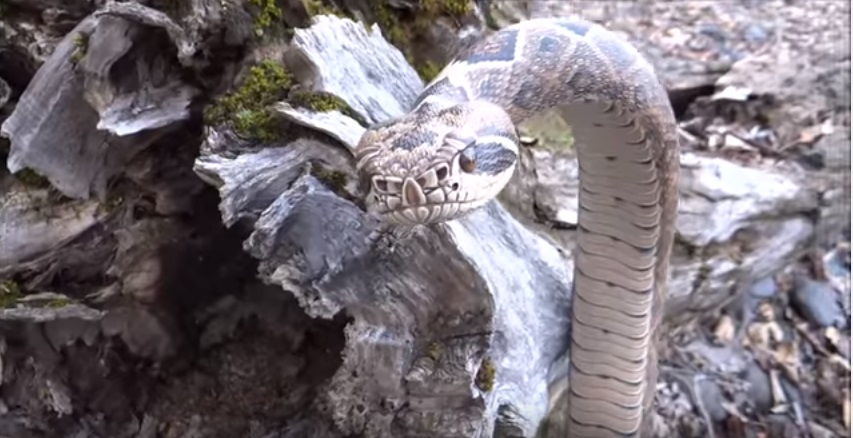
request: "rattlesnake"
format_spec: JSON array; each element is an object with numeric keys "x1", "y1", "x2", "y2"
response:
[{"x1": 355, "y1": 17, "x2": 680, "y2": 437}]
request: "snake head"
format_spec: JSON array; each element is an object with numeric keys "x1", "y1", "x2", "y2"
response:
[{"x1": 355, "y1": 101, "x2": 519, "y2": 226}]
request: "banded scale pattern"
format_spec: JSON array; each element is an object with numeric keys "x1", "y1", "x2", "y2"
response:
[{"x1": 354, "y1": 17, "x2": 680, "y2": 437}]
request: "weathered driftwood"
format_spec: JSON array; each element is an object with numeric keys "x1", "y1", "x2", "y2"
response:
[
  {"x1": 0, "y1": 0, "x2": 251, "y2": 269},
  {"x1": 195, "y1": 15, "x2": 843, "y2": 437},
  {"x1": 0, "y1": 4, "x2": 257, "y2": 437},
  {"x1": 1, "y1": 12, "x2": 195, "y2": 201},
  {"x1": 195, "y1": 16, "x2": 573, "y2": 437}
]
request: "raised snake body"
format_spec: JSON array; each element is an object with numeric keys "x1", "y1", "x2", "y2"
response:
[{"x1": 354, "y1": 17, "x2": 680, "y2": 437}]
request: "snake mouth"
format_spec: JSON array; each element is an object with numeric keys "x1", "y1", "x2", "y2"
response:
[
  {"x1": 377, "y1": 199, "x2": 487, "y2": 225},
  {"x1": 368, "y1": 171, "x2": 486, "y2": 225}
]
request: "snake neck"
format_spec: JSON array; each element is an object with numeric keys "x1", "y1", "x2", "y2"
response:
[{"x1": 413, "y1": 18, "x2": 680, "y2": 437}]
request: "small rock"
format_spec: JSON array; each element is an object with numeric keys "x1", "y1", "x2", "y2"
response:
[
  {"x1": 824, "y1": 243, "x2": 851, "y2": 319},
  {"x1": 697, "y1": 378, "x2": 728, "y2": 423},
  {"x1": 790, "y1": 276, "x2": 846, "y2": 328},
  {"x1": 743, "y1": 360, "x2": 773, "y2": 412},
  {"x1": 685, "y1": 339, "x2": 749, "y2": 375},
  {"x1": 749, "y1": 277, "x2": 778, "y2": 299},
  {"x1": 742, "y1": 24, "x2": 770, "y2": 45},
  {"x1": 808, "y1": 421, "x2": 838, "y2": 438}
]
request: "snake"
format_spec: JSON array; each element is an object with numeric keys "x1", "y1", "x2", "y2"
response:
[{"x1": 354, "y1": 17, "x2": 680, "y2": 437}]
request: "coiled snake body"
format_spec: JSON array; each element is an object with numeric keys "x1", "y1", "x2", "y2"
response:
[{"x1": 355, "y1": 17, "x2": 680, "y2": 437}]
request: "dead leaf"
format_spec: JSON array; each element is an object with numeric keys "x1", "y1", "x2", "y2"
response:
[
  {"x1": 721, "y1": 400, "x2": 749, "y2": 422},
  {"x1": 825, "y1": 326, "x2": 841, "y2": 348},
  {"x1": 714, "y1": 315, "x2": 736, "y2": 344},
  {"x1": 797, "y1": 119, "x2": 835, "y2": 144},
  {"x1": 793, "y1": 323, "x2": 851, "y2": 371},
  {"x1": 758, "y1": 302, "x2": 775, "y2": 321},
  {"x1": 746, "y1": 321, "x2": 785, "y2": 348},
  {"x1": 708, "y1": 132, "x2": 725, "y2": 150},
  {"x1": 722, "y1": 134, "x2": 758, "y2": 152},
  {"x1": 829, "y1": 354, "x2": 850, "y2": 370},
  {"x1": 774, "y1": 341, "x2": 800, "y2": 383},
  {"x1": 769, "y1": 368, "x2": 789, "y2": 409}
]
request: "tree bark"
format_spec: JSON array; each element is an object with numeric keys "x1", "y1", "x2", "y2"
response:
[{"x1": 0, "y1": 2, "x2": 848, "y2": 437}]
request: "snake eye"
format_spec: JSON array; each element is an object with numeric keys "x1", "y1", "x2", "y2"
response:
[{"x1": 459, "y1": 149, "x2": 476, "y2": 173}]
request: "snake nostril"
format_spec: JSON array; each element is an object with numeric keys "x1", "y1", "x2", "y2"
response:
[
  {"x1": 451, "y1": 183, "x2": 459, "y2": 190},
  {"x1": 436, "y1": 165, "x2": 448, "y2": 180},
  {"x1": 373, "y1": 178, "x2": 388, "y2": 192}
]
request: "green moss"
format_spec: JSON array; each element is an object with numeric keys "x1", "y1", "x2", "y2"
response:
[
  {"x1": 475, "y1": 356, "x2": 496, "y2": 392},
  {"x1": 45, "y1": 298, "x2": 73, "y2": 308},
  {"x1": 105, "y1": 193, "x2": 124, "y2": 210},
  {"x1": 415, "y1": 60, "x2": 442, "y2": 83},
  {"x1": 70, "y1": 31, "x2": 89, "y2": 64},
  {"x1": 289, "y1": 89, "x2": 366, "y2": 125},
  {"x1": 233, "y1": 108, "x2": 280, "y2": 141},
  {"x1": 15, "y1": 168, "x2": 52, "y2": 189},
  {"x1": 373, "y1": 2, "x2": 409, "y2": 48},
  {"x1": 311, "y1": 163, "x2": 349, "y2": 194},
  {"x1": 96, "y1": 192, "x2": 124, "y2": 215},
  {"x1": 303, "y1": 0, "x2": 347, "y2": 18},
  {"x1": 421, "y1": 0, "x2": 471, "y2": 17},
  {"x1": 483, "y1": 4, "x2": 500, "y2": 30},
  {"x1": 247, "y1": 0, "x2": 282, "y2": 34},
  {"x1": 0, "y1": 280, "x2": 22, "y2": 308},
  {"x1": 290, "y1": 89, "x2": 348, "y2": 112},
  {"x1": 204, "y1": 59, "x2": 293, "y2": 141},
  {"x1": 427, "y1": 342, "x2": 443, "y2": 361},
  {"x1": 370, "y1": 1, "x2": 470, "y2": 82}
]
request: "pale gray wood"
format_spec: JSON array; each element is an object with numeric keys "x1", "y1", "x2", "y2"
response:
[
  {"x1": 0, "y1": 3, "x2": 847, "y2": 437},
  {"x1": 195, "y1": 16, "x2": 574, "y2": 437}
]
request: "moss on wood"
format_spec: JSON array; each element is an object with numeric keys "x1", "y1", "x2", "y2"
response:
[
  {"x1": 204, "y1": 59, "x2": 293, "y2": 141},
  {"x1": 370, "y1": 0, "x2": 473, "y2": 82},
  {"x1": 14, "y1": 168, "x2": 52, "y2": 189},
  {"x1": 421, "y1": 0, "x2": 471, "y2": 17},
  {"x1": 427, "y1": 341, "x2": 443, "y2": 361},
  {"x1": 289, "y1": 89, "x2": 367, "y2": 125},
  {"x1": 70, "y1": 31, "x2": 89, "y2": 64},
  {"x1": 0, "y1": 280, "x2": 22, "y2": 308},
  {"x1": 475, "y1": 356, "x2": 496, "y2": 392},
  {"x1": 247, "y1": 0, "x2": 283, "y2": 34},
  {"x1": 302, "y1": 0, "x2": 348, "y2": 18}
]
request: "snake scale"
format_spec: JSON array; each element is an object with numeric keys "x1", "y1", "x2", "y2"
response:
[{"x1": 354, "y1": 17, "x2": 680, "y2": 437}]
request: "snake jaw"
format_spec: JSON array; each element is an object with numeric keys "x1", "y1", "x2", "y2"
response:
[
  {"x1": 367, "y1": 161, "x2": 465, "y2": 225},
  {"x1": 365, "y1": 155, "x2": 514, "y2": 226},
  {"x1": 362, "y1": 139, "x2": 519, "y2": 226}
]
